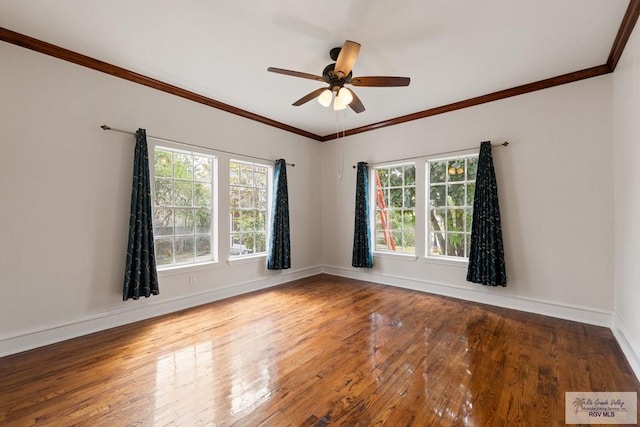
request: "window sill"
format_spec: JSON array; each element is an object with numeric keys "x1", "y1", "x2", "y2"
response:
[
  {"x1": 158, "y1": 261, "x2": 219, "y2": 277},
  {"x1": 373, "y1": 252, "x2": 418, "y2": 262},
  {"x1": 420, "y1": 256, "x2": 468, "y2": 268},
  {"x1": 227, "y1": 254, "x2": 268, "y2": 266}
]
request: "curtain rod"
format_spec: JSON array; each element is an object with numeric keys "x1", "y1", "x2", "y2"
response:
[
  {"x1": 352, "y1": 141, "x2": 509, "y2": 168},
  {"x1": 100, "y1": 125, "x2": 295, "y2": 167}
]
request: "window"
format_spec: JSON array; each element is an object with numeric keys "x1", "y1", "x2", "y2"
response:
[
  {"x1": 427, "y1": 155, "x2": 477, "y2": 258},
  {"x1": 373, "y1": 163, "x2": 416, "y2": 254},
  {"x1": 229, "y1": 160, "x2": 270, "y2": 257},
  {"x1": 152, "y1": 147, "x2": 216, "y2": 267}
]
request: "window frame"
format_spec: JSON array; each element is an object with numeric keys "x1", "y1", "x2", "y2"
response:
[
  {"x1": 370, "y1": 161, "x2": 417, "y2": 257},
  {"x1": 425, "y1": 153, "x2": 478, "y2": 261},
  {"x1": 149, "y1": 142, "x2": 218, "y2": 271},
  {"x1": 228, "y1": 159, "x2": 272, "y2": 260}
]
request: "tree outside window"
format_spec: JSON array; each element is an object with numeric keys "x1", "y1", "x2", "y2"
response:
[{"x1": 427, "y1": 155, "x2": 477, "y2": 258}]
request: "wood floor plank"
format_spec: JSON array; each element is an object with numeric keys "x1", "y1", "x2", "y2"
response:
[{"x1": 1, "y1": 274, "x2": 638, "y2": 426}]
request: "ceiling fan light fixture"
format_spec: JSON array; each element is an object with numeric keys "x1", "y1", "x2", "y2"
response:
[
  {"x1": 317, "y1": 89, "x2": 333, "y2": 107},
  {"x1": 333, "y1": 96, "x2": 347, "y2": 111},
  {"x1": 337, "y1": 87, "x2": 353, "y2": 105}
]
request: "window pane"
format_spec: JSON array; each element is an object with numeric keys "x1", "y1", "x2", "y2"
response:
[
  {"x1": 242, "y1": 234, "x2": 256, "y2": 253},
  {"x1": 403, "y1": 210, "x2": 415, "y2": 228},
  {"x1": 447, "y1": 209, "x2": 464, "y2": 231},
  {"x1": 175, "y1": 236, "x2": 195, "y2": 262},
  {"x1": 194, "y1": 156, "x2": 212, "y2": 182},
  {"x1": 255, "y1": 233, "x2": 266, "y2": 253},
  {"x1": 195, "y1": 209, "x2": 211, "y2": 234},
  {"x1": 155, "y1": 179, "x2": 173, "y2": 207},
  {"x1": 230, "y1": 187, "x2": 240, "y2": 210},
  {"x1": 446, "y1": 233, "x2": 465, "y2": 257},
  {"x1": 430, "y1": 185, "x2": 445, "y2": 207},
  {"x1": 467, "y1": 157, "x2": 478, "y2": 180},
  {"x1": 389, "y1": 167, "x2": 403, "y2": 186},
  {"x1": 153, "y1": 208, "x2": 173, "y2": 236},
  {"x1": 448, "y1": 184, "x2": 465, "y2": 207},
  {"x1": 466, "y1": 209, "x2": 473, "y2": 232},
  {"x1": 256, "y1": 211, "x2": 266, "y2": 231},
  {"x1": 404, "y1": 187, "x2": 415, "y2": 208},
  {"x1": 240, "y1": 164, "x2": 253, "y2": 185},
  {"x1": 256, "y1": 189, "x2": 267, "y2": 210},
  {"x1": 229, "y1": 162, "x2": 240, "y2": 185},
  {"x1": 174, "y1": 209, "x2": 194, "y2": 234},
  {"x1": 155, "y1": 150, "x2": 173, "y2": 177},
  {"x1": 402, "y1": 230, "x2": 415, "y2": 253},
  {"x1": 429, "y1": 232, "x2": 444, "y2": 256},
  {"x1": 255, "y1": 167, "x2": 268, "y2": 187},
  {"x1": 377, "y1": 168, "x2": 389, "y2": 187},
  {"x1": 154, "y1": 238, "x2": 173, "y2": 265},
  {"x1": 390, "y1": 188, "x2": 403, "y2": 208},
  {"x1": 174, "y1": 181, "x2": 193, "y2": 207},
  {"x1": 240, "y1": 188, "x2": 253, "y2": 209},
  {"x1": 174, "y1": 153, "x2": 194, "y2": 180},
  {"x1": 194, "y1": 183, "x2": 211, "y2": 208},
  {"x1": 466, "y1": 183, "x2": 475, "y2": 205},
  {"x1": 447, "y1": 160, "x2": 465, "y2": 182},
  {"x1": 430, "y1": 161, "x2": 446, "y2": 183},
  {"x1": 196, "y1": 235, "x2": 211, "y2": 260},
  {"x1": 430, "y1": 208, "x2": 446, "y2": 230},
  {"x1": 405, "y1": 165, "x2": 416, "y2": 185}
]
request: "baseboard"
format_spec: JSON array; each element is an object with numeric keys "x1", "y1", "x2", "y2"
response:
[
  {"x1": 611, "y1": 313, "x2": 640, "y2": 381},
  {"x1": 0, "y1": 266, "x2": 322, "y2": 358},
  {"x1": 321, "y1": 265, "x2": 613, "y2": 327}
]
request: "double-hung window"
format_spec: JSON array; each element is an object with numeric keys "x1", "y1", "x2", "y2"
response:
[
  {"x1": 373, "y1": 163, "x2": 416, "y2": 254},
  {"x1": 152, "y1": 146, "x2": 216, "y2": 267},
  {"x1": 229, "y1": 160, "x2": 270, "y2": 257},
  {"x1": 427, "y1": 155, "x2": 477, "y2": 259}
]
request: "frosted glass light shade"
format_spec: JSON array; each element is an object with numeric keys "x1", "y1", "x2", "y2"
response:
[
  {"x1": 333, "y1": 96, "x2": 347, "y2": 110},
  {"x1": 337, "y1": 87, "x2": 353, "y2": 104},
  {"x1": 317, "y1": 89, "x2": 333, "y2": 107}
]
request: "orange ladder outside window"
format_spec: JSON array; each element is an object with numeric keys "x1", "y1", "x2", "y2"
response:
[{"x1": 375, "y1": 172, "x2": 396, "y2": 251}]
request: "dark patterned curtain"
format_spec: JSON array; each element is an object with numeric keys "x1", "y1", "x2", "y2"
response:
[
  {"x1": 268, "y1": 159, "x2": 291, "y2": 270},
  {"x1": 467, "y1": 141, "x2": 507, "y2": 286},
  {"x1": 352, "y1": 162, "x2": 373, "y2": 268},
  {"x1": 123, "y1": 129, "x2": 159, "y2": 300}
]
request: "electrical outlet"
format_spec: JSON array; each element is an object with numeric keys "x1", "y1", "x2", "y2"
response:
[{"x1": 189, "y1": 274, "x2": 197, "y2": 285}]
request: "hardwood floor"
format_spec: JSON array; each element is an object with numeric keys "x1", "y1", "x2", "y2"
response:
[{"x1": 1, "y1": 274, "x2": 638, "y2": 426}]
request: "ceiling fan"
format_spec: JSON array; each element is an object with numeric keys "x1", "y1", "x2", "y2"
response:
[{"x1": 267, "y1": 40, "x2": 410, "y2": 113}]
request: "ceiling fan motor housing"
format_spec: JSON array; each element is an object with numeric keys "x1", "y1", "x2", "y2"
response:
[{"x1": 322, "y1": 63, "x2": 352, "y2": 87}]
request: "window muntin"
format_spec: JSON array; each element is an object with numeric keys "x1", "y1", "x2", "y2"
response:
[
  {"x1": 373, "y1": 163, "x2": 416, "y2": 254},
  {"x1": 229, "y1": 160, "x2": 270, "y2": 257},
  {"x1": 427, "y1": 155, "x2": 477, "y2": 259},
  {"x1": 152, "y1": 147, "x2": 216, "y2": 267}
]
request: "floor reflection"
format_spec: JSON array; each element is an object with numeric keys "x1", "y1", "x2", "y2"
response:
[{"x1": 154, "y1": 341, "x2": 214, "y2": 424}]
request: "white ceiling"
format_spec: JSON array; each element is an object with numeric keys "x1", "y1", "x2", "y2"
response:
[{"x1": 0, "y1": 0, "x2": 630, "y2": 137}]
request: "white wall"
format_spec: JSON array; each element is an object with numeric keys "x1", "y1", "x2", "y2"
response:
[
  {"x1": 613, "y1": 22, "x2": 640, "y2": 377},
  {"x1": 0, "y1": 42, "x2": 322, "y2": 355},
  {"x1": 321, "y1": 75, "x2": 615, "y2": 324}
]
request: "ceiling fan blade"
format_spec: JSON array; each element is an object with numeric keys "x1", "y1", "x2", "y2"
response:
[
  {"x1": 334, "y1": 40, "x2": 361, "y2": 78},
  {"x1": 351, "y1": 76, "x2": 411, "y2": 87},
  {"x1": 348, "y1": 90, "x2": 365, "y2": 113},
  {"x1": 292, "y1": 87, "x2": 328, "y2": 106},
  {"x1": 267, "y1": 67, "x2": 325, "y2": 82}
]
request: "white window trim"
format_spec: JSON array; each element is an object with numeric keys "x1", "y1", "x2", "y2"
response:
[
  {"x1": 370, "y1": 161, "x2": 418, "y2": 256},
  {"x1": 148, "y1": 140, "x2": 219, "y2": 271},
  {"x1": 425, "y1": 151, "x2": 478, "y2": 261},
  {"x1": 228, "y1": 159, "x2": 273, "y2": 260}
]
